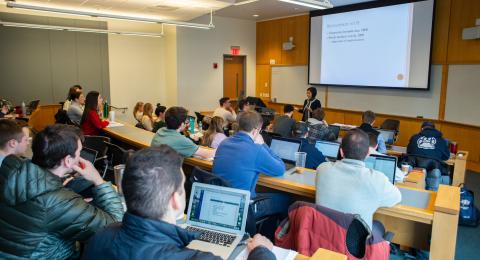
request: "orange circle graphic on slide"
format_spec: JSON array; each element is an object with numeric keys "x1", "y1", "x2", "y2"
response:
[{"x1": 397, "y1": 74, "x2": 404, "y2": 80}]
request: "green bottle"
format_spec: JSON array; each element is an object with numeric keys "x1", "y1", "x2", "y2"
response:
[{"x1": 103, "y1": 100, "x2": 109, "y2": 118}]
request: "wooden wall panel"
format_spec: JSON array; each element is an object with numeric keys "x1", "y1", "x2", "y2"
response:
[
  {"x1": 256, "y1": 20, "x2": 282, "y2": 65},
  {"x1": 446, "y1": 0, "x2": 480, "y2": 63},
  {"x1": 256, "y1": 65, "x2": 271, "y2": 100},
  {"x1": 431, "y1": 0, "x2": 452, "y2": 64},
  {"x1": 280, "y1": 15, "x2": 309, "y2": 65}
]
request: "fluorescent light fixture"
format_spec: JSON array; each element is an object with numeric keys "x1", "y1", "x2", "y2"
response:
[
  {"x1": 234, "y1": 0, "x2": 260, "y2": 5},
  {"x1": 6, "y1": 1, "x2": 215, "y2": 30},
  {"x1": 0, "y1": 21, "x2": 164, "y2": 37},
  {"x1": 279, "y1": 0, "x2": 333, "y2": 9}
]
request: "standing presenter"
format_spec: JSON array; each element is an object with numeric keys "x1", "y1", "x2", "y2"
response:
[{"x1": 298, "y1": 87, "x2": 321, "y2": 122}]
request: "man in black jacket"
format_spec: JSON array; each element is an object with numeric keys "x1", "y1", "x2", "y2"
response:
[
  {"x1": 407, "y1": 121, "x2": 450, "y2": 161},
  {"x1": 83, "y1": 146, "x2": 276, "y2": 260},
  {"x1": 358, "y1": 110, "x2": 387, "y2": 154}
]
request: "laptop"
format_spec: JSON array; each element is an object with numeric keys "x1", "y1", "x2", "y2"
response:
[
  {"x1": 269, "y1": 136, "x2": 302, "y2": 168},
  {"x1": 328, "y1": 125, "x2": 341, "y2": 140},
  {"x1": 315, "y1": 140, "x2": 340, "y2": 161},
  {"x1": 184, "y1": 183, "x2": 250, "y2": 259},
  {"x1": 365, "y1": 154, "x2": 397, "y2": 184},
  {"x1": 378, "y1": 129, "x2": 396, "y2": 146}
]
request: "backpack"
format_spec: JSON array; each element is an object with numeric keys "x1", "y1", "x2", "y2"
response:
[{"x1": 459, "y1": 185, "x2": 480, "y2": 227}]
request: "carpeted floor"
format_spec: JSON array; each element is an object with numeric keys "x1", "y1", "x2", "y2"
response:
[{"x1": 391, "y1": 170, "x2": 480, "y2": 259}]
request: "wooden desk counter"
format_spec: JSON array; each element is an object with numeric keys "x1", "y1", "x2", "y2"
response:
[
  {"x1": 103, "y1": 122, "x2": 460, "y2": 259},
  {"x1": 296, "y1": 248, "x2": 347, "y2": 260}
]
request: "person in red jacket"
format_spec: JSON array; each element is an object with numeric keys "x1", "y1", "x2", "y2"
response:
[{"x1": 80, "y1": 91, "x2": 109, "y2": 135}]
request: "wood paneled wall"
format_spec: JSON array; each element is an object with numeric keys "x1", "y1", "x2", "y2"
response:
[{"x1": 267, "y1": 102, "x2": 480, "y2": 173}]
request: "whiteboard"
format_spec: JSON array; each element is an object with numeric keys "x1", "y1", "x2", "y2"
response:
[{"x1": 271, "y1": 66, "x2": 326, "y2": 105}]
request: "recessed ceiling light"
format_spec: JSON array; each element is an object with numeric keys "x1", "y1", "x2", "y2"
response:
[{"x1": 253, "y1": 14, "x2": 259, "y2": 17}]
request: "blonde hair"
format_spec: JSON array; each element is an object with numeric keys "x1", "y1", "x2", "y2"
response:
[
  {"x1": 133, "y1": 102, "x2": 144, "y2": 118},
  {"x1": 201, "y1": 116, "x2": 224, "y2": 147},
  {"x1": 143, "y1": 103, "x2": 154, "y2": 121}
]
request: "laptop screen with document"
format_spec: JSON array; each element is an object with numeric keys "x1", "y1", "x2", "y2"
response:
[
  {"x1": 315, "y1": 140, "x2": 340, "y2": 159},
  {"x1": 365, "y1": 154, "x2": 397, "y2": 183},
  {"x1": 187, "y1": 183, "x2": 250, "y2": 235},
  {"x1": 269, "y1": 136, "x2": 301, "y2": 163}
]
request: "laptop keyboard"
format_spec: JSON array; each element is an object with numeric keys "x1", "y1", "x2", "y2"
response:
[{"x1": 186, "y1": 226, "x2": 236, "y2": 247}]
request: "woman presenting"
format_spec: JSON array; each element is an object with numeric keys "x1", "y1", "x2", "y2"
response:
[{"x1": 298, "y1": 87, "x2": 321, "y2": 122}]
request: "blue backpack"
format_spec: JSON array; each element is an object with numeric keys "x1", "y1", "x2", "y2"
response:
[{"x1": 459, "y1": 185, "x2": 480, "y2": 227}]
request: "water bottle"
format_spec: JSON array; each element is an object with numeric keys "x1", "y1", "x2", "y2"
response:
[
  {"x1": 21, "y1": 101, "x2": 26, "y2": 117},
  {"x1": 198, "y1": 121, "x2": 203, "y2": 132},
  {"x1": 103, "y1": 101, "x2": 109, "y2": 119}
]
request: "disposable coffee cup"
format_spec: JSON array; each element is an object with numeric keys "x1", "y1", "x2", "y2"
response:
[
  {"x1": 401, "y1": 163, "x2": 410, "y2": 174},
  {"x1": 295, "y1": 152, "x2": 307, "y2": 169}
]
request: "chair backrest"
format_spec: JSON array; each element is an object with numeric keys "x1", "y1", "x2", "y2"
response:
[
  {"x1": 380, "y1": 119, "x2": 400, "y2": 132},
  {"x1": 189, "y1": 166, "x2": 230, "y2": 187},
  {"x1": 135, "y1": 122, "x2": 145, "y2": 129},
  {"x1": 104, "y1": 141, "x2": 130, "y2": 167},
  {"x1": 83, "y1": 135, "x2": 110, "y2": 158},
  {"x1": 54, "y1": 109, "x2": 74, "y2": 125},
  {"x1": 194, "y1": 112, "x2": 205, "y2": 124},
  {"x1": 346, "y1": 217, "x2": 370, "y2": 258}
]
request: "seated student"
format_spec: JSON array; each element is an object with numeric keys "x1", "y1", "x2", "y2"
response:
[
  {"x1": 0, "y1": 124, "x2": 123, "y2": 259},
  {"x1": 273, "y1": 104, "x2": 296, "y2": 138},
  {"x1": 358, "y1": 110, "x2": 387, "y2": 154},
  {"x1": 141, "y1": 103, "x2": 154, "y2": 132},
  {"x1": 238, "y1": 97, "x2": 257, "y2": 113},
  {"x1": 293, "y1": 122, "x2": 326, "y2": 169},
  {"x1": 407, "y1": 121, "x2": 450, "y2": 162},
  {"x1": 66, "y1": 91, "x2": 85, "y2": 125},
  {"x1": 201, "y1": 116, "x2": 227, "y2": 149},
  {"x1": 133, "y1": 101, "x2": 144, "y2": 123},
  {"x1": 367, "y1": 132, "x2": 404, "y2": 183},
  {"x1": 80, "y1": 91, "x2": 109, "y2": 135},
  {"x1": 316, "y1": 129, "x2": 401, "y2": 231},
  {"x1": 0, "y1": 120, "x2": 30, "y2": 165},
  {"x1": 307, "y1": 108, "x2": 336, "y2": 142},
  {"x1": 213, "y1": 97, "x2": 237, "y2": 128},
  {"x1": 212, "y1": 111, "x2": 290, "y2": 222},
  {"x1": 151, "y1": 106, "x2": 215, "y2": 159},
  {"x1": 0, "y1": 101, "x2": 10, "y2": 118},
  {"x1": 152, "y1": 104, "x2": 167, "y2": 133},
  {"x1": 82, "y1": 146, "x2": 275, "y2": 260},
  {"x1": 63, "y1": 84, "x2": 82, "y2": 111}
]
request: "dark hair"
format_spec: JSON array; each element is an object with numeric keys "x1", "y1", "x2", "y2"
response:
[
  {"x1": 238, "y1": 99, "x2": 246, "y2": 111},
  {"x1": 155, "y1": 103, "x2": 167, "y2": 117},
  {"x1": 367, "y1": 132, "x2": 378, "y2": 148},
  {"x1": 341, "y1": 129, "x2": 369, "y2": 160},
  {"x1": 31, "y1": 124, "x2": 83, "y2": 169},
  {"x1": 80, "y1": 91, "x2": 100, "y2": 124},
  {"x1": 307, "y1": 87, "x2": 317, "y2": 99},
  {"x1": 294, "y1": 121, "x2": 308, "y2": 138},
  {"x1": 362, "y1": 110, "x2": 376, "y2": 124},
  {"x1": 165, "y1": 107, "x2": 188, "y2": 130},
  {"x1": 421, "y1": 121, "x2": 435, "y2": 129},
  {"x1": 284, "y1": 104, "x2": 294, "y2": 113},
  {"x1": 66, "y1": 85, "x2": 82, "y2": 100},
  {"x1": 123, "y1": 146, "x2": 184, "y2": 220},
  {"x1": 219, "y1": 97, "x2": 230, "y2": 106},
  {"x1": 312, "y1": 108, "x2": 326, "y2": 121},
  {"x1": 238, "y1": 111, "x2": 263, "y2": 132},
  {"x1": 69, "y1": 91, "x2": 82, "y2": 101},
  {"x1": 0, "y1": 120, "x2": 23, "y2": 149}
]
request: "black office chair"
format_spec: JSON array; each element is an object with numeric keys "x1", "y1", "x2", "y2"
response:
[
  {"x1": 104, "y1": 141, "x2": 133, "y2": 182},
  {"x1": 186, "y1": 166, "x2": 276, "y2": 236},
  {"x1": 135, "y1": 122, "x2": 145, "y2": 130},
  {"x1": 83, "y1": 135, "x2": 111, "y2": 177},
  {"x1": 54, "y1": 109, "x2": 75, "y2": 125}
]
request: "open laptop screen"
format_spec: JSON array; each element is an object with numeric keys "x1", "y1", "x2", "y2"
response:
[
  {"x1": 187, "y1": 183, "x2": 250, "y2": 235},
  {"x1": 378, "y1": 129, "x2": 395, "y2": 145},
  {"x1": 365, "y1": 154, "x2": 397, "y2": 183},
  {"x1": 315, "y1": 140, "x2": 340, "y2": 159},
  {"x1": 269, "y1": 137, "x2": 301, "y2": 163}
]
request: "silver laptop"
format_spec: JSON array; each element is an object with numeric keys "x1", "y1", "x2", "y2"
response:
[
  {"x1": 315, "y1": 140, "x2": 340, "y2": 161},
  {"x1": 365, "y1": 154, "x2": 397, "y2": 184},
  {"x1": 269, "y1": 136, "x2": 302, "y2": 170},
  {"x1": 184, "y1": 183, "x2": 250, "y2": 259}
]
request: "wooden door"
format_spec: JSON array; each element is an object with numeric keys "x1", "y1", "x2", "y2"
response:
[{"x1": 223, "y1": 55, "x2": 245, "y2": 99}]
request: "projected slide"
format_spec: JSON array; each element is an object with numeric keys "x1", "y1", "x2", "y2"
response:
[
  {"x1": 309, "y1": 0, "x2": 434, "y2": 89},
  {"x1": 321, "y1": 4, "x2": 413, "y2": 87}
]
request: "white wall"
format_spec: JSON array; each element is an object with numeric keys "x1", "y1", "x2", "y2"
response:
[
  {"x1": 177, "y1": 15, "x2": 256, "y2": 112},
  {"x1": 108, "y1": 21, "x2": 177, "y2": 124}
]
